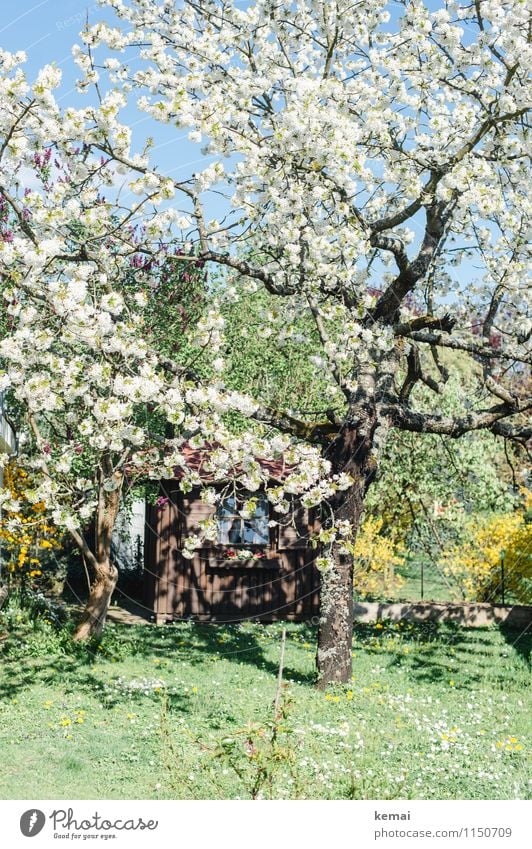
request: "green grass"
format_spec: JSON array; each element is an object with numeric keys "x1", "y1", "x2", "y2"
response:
[
  {"x1": 0, "y1": 610, "x2": 530, "y2": 800},
  {"x1": 388, "y1": 556, "x2": 519, "y2": 606},
  {"x1": 389, "y1": 555, "x2": 457, "y2": 602}
]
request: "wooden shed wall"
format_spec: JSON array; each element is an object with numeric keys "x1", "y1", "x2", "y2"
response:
[{"x1": 144, "y1": 481, "x2": 320, "y2": 623}]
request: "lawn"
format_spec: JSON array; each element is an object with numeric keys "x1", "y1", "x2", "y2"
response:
[
  {"x1": 388, "y1": 555, "x2": 457, "y2": 603},
  {"x1": 0, "y1": 607, "x2": 530, "y2": 800}
]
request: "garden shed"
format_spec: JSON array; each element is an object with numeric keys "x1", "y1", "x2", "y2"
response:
[{"x1": 144, "y1": 450, "x2": 320, "y2": 624}]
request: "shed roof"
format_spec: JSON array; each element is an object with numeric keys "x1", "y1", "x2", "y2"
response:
[{"x1": 173, "y1": 442, "x2": 293, "y2": 482}]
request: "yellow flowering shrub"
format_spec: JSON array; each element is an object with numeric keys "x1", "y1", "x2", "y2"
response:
[
  {"x1": 0, "y1": 463, "x2": 61, "y2": 580},
  {"x1": 440, "y1": 491, "x2": 532, "y2": 603},
  {"x1": 352, "y1": 516, "x2": 405, "y2": 597}
]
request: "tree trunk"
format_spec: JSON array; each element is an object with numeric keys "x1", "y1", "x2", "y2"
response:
[
  {"x1": 316, "y1": 419, "x2": 376, "y2": 688},
  {"x1": 317, "y1": 541, "x2": 354, "y2": 686},
  {"x1": 316, "y1": 480, "x2": 366, "y2": 687},
  {"x1": 72, "y1": 465, "x2": 123, "y2": 641},
  {"x1": 72, "y1": 559, "x2": 118, "y2": 641}
]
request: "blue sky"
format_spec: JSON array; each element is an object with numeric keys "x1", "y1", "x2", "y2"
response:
[
  {"x1": 1, "y1": 1, "x2": 481, "y2": 292},
  {"x1": 1, "y1": 0, "x2": 217, "y2": 218},
  {"x1": 2, "y1": 1, "x2": 111, "y2": 85},
  {"x1": 0, "y1": 0, "x2": 444, "y2": 195}
]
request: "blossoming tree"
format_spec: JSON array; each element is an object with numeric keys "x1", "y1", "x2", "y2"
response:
[
  {"x1": 0, "y1": 52, "x2": 341, "y2": 641},
  {"x1": 73, "y1": 0, "x2": 531, "y2": 682},
  {"x1": 1, "y1": 0, "x2": 531, "y2": 684}
]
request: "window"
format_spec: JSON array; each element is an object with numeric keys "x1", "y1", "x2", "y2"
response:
[{"x1": 216, "y1": 494, "x2": 270, "y2": 546}]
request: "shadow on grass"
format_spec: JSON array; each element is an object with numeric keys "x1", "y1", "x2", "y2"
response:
[
  {"x1": 0, "y1": 645, "x2": 97, "y2": 701},
  {"x1": 352, "y1": 619, "x2": 531, "y2": 688},
  {"x1": 104, "y1": 620, "x2": 317, "y2": 686},
  {"x1": 0, "y1": 618, "x2": 317, "y2": 704},
  {"x1": 499, "y1": 622, "x2": 531, "y2": 669},
  {"x1": 1, "y1": 614, "x2": 530, "y2": 702}
]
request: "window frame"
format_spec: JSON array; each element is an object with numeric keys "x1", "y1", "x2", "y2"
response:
[{"x1": 214, "y1": 491, "x2": 271, "y2": 550}]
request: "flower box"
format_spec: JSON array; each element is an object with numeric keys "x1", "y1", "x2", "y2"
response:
[{"x1": 210, "y1": 554, "x2": 280, "y2": 570}]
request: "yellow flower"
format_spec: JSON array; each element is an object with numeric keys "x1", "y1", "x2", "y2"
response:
[
  {"x1": 346, "y1": 690, "x2": 353, "y2": 700},
  {"x1": 449, "y1": 680, "x2": 455, "y2": 687},
  {"x1": 440, "y1": 507, "x2": 531, "y2": 603},
  {"x1": 59, "y1": 719, "x2": 71, "y2": 727},
  {"x1": 375, "y1": 622, "x2": 383, "y2": 630}
]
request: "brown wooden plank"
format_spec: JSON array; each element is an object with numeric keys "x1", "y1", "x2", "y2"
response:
[
  {"x1": 162, "y1": 482, "x2": 181, "y2": 618},
  {"x1": 297, "y1": 550, "x2": 307, "y2": 619},
  {"x1": 205, "y1": 548, "x2": 214, "y2": 619},
  {"x1": 181, "y1": 489, "x2": 216, "y2": 546},
  {"x1": 199, "y1": 549, "x2": 209, "y2": 616},
  {"x1": 248, "y1": 564, "x2": 259, "y2": 620},
  {"x1": 174, "y1": 492, "x2": 186, "y2": 618},
  {"x1": 143, "y1": 503, "x2": 155, "y2": 610},
  {"x1": 277, "y1": 503, "x2": 312, "y2": 550}
]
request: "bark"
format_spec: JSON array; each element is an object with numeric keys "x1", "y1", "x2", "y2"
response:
[
  {"x1": 72, "y1": 466, "x2": 123, "y2": 641},
  {"x1": 316, "y1": 419, "x2": 376, "y2": 688},
  {"x1": 316, "y1": 481, "x2": 365, "y2": 687},
  {"x1": 72, "y1": 559, "x2": 119, "y2": 641}
]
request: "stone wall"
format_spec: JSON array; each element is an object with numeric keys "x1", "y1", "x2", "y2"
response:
[{"x1": 354, "y1": 601, "x2": 532, "y2": 630}]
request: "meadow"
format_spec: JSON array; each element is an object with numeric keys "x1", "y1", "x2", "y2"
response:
[{"x1": 0, "y1": 603, "x2": 530, "y2": 800}]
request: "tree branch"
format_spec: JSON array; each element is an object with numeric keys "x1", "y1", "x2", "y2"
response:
[
  {"x1": 157, "y1": 355, "x2": 336, "y2": 445},
  {"x1": 370, "y1": 106, "x2": 527, "y2": 236},
  {"x1": 395, "y1": 313, "x2": 456, "y2": 336},
  {"x1": 401, "y1": 330, "x2": 531, "y2": 365},
  {"x1": 370, "y1": 201, "x2": 453, "y2": 322},
  {"x1": 386, "y1": 400, "x2": 532, "y2": 443},
  {"x1": 252, "y1": 403, "x2": 337, "y2": 445},
  {"x1": 0, "y1": 183, "x2": 38, "y2": 246}
]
